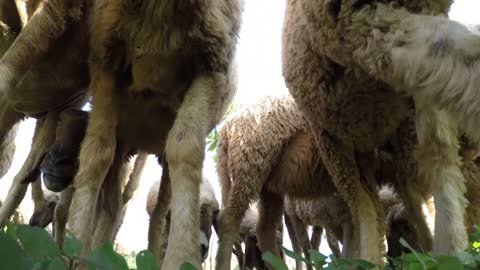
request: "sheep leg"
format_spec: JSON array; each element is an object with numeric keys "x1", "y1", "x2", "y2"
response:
[
  {"x1": 91, "y1": 144, "x2": 128, "y2": 250},
  {"x1": 122, "y1": 152, "x2": 147, "y2": 205},
  {"x1": 317, "y1": 130, "x2": 384, "y2": 265},
  {"x1": 163, "y1": 73, "x2": 231, "y2": 270},
  {"x1": 256, "y1": 189, "x2": 284, "y2": 270},
  {"x1": 0, "y1": 0, "x2": 83, "y2": 95},
  {"x1": 387, "y1": 112, "x2": 433, "y2": 253},
  {"x1": 67, "y1": 64, "x2": 118, "y2": 259},
  {"x1": 232, "y1": 241, "x2": 244, "y2": 269},
  {"x1": 325, "y1": 229, "x2": 342, "y2": 259},
  {"x1": 148, "y1": 161, "x2": 171, "y2": 265},
  {"x1": 284, "y1": 214, "x2": 304, "y2": 270},
  {"x1": 287, "y1": 212, "x2": 312, "y2": 270},
  {"x1": 0, "y1": 93, "x2": 23, "y2": 179},
  {"x1": 112, "y1": 152, "x2": 146, "y2": 241},
  {"x1": 216, "y1": 184, "x2": 257, "y2": 270},
  {"x1": 0, "y1": 122, "x2": 19, "y2": 180},
  {"x1": 341, "y1": 221, "x2": 357, "y2": 259},
  {"x1": 415, "y1": 107, "x2": 467, "y2": 254},
  {"x1": 310, "y1": 225, "x2": 323, "y2": 251},
  {"x1": 0, "y1": 113, "x2": 57, "y2": 226},
  {"x1": 53, "y1": 186, "x2": 73, "y2": 248}
]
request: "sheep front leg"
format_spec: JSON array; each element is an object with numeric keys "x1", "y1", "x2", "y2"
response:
[
  {"x1": 256, "y1": 190, "x2": 285, "y2": 270},
  {"x1": 0, "y1": 113, "x2": 57, "y2": 226},
  {"x1": 317, "y1": 131, "x2": 385, "y2": 266},
  {"x1": 415, "y1": 107, "x2": 467, "y2": 254},
  {"x1": 163, "y1": 73, "x2": 229, "y2": 270},
  {"x1": 67, "y1": 65, "x2": 117, "y2": 258}
]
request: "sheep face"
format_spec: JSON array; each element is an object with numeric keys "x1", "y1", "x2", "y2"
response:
[
  {"x1": 40, "y1": 110, "x2": 88, "y2": 192},
  {"x1": 29, "y1": 194, "x2": 59, "y2": 228},
  {"x1": 199, "y1": 205, "x2": 218, "y2": 262},
  {"x1": 386, "y1": 210, "x2": 420, "y2": 258}
]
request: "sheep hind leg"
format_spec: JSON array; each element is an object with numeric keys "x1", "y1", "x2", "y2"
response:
[
  {"x1": 256, "y1": 189, "x2": 285, "y2": 270},
  {"x1": 148, "y1": 160, "x2": 171, "y2": 265},
  {"x1": 317, "y1": 130, "x2": 384, "y2": 266},
  {"x1": 415, "y1": 108, "x2": 467, "y2": 255},
  {"x1": 215, "y1": 183, "x2": 257, "y2": 270},
  {"x1": 287, "y1": 212, "x2": 313, "y2": 270},
  {"x1": 0, "y1": 113, "x2": 57, "y2": 227},
  {"x1": 284, "y1": 214, "x2": 304, "y2": 270}
]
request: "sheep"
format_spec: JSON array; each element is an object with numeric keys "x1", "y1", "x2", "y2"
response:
[
  {"x1": 146, "y1": 175, "x2": 220, "y2": 265},
  {"x1": 215, "y1": 95, "x2": 431, "y2": 269},
  {"x1": 285, "y1": 187, "x2": 423, "y2": 270},
  {"x1": 284, "y1": 194, "x2": 347, "y2": 267},
  {"x1": 216, "y1": 95, "x2": 334, "y2": 270},
  {"x1": 232, "y1": 207, "x2": 283, "y2": 270},
  {"x1": 281, "y1": 0, "x2": 480, "y2": 261},
  {"x1": 0, "y1": 0, "x2": 90, "y2": 225},
  {"x1": 59, "y1": 1, "x2": 243, "y2": 268}
]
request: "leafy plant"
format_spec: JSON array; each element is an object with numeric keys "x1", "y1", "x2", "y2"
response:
[
  {"x1": 0, "y1": 220, "x2": 193, "y2": 270},
  {"x1": 3, "y1": 220, "x2": 480, "y2": 270}
]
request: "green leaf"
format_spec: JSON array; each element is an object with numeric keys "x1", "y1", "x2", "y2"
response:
[
  {"x1": 262, "y1": 252, "x2": 288, "y2": 270},
  {"x1": 136, "y1": 250, "x2": 159, "y2": 270},
  {"x1": 403, "y1": 262, "x2": 426, "y2": 270},
  {"x1": 457, "y1": 251, "x2": 475, "y2": 264},
  {"x1": 47, "y1": 257, "x2": 68, "y2": 270},
  {"x1": 437, "y1": 256, "x2": 463, "y2": 270},
  {"x1": 180, "y1": 262, "x2": 197, "y2": 270},
  {"x1": 5, "y1": 219, "x2": 17, "y2": 240},
  {"x1": 280, "y1": 246, "x2": 309, "y2": 263},
  {"x1": 86, "y1": 242, "x2": 129, "y2": 270},
  {"x1": 0, "y1": 230, "x2": 25, "y2": 270},
  {"x1": 17, "y1": 224, "x2": 59, "y2": 259},
  {"x1": 62, "y1": 231, "x2": 82, "y2": 257},
  {"x1": 308, "y1": 249, "x2": 328, "y2": 266},
  {"x1": 349, "y1": 259, "x2": 377, "y2": 269}
]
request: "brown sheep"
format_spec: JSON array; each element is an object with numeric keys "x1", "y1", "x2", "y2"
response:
[
  {"x1": 215, "y1": 95, "x2": 427, "y2": 269},
  {"x1": 61, "y1": 1, "x2": 242, "y2": 268},
  {"x1": 146, "y1": 176, "x2": 220, "y2": 265},
  {"x1": 281, "y1": 0, "x2": 480, "y2": 261}
]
